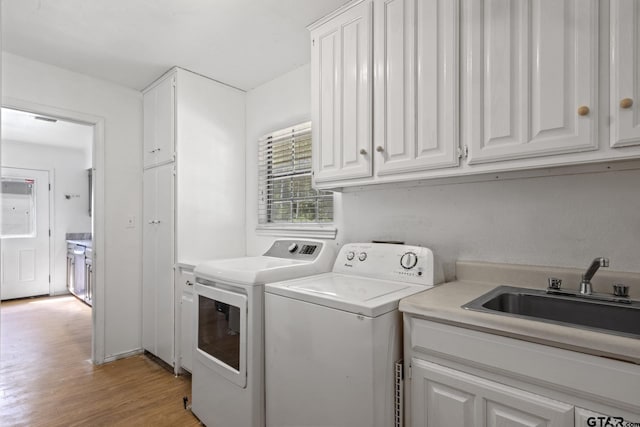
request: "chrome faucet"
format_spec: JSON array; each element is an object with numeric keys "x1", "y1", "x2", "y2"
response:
[{"x1": 579, "y1": 257, "x2": 609, "y2": 295}]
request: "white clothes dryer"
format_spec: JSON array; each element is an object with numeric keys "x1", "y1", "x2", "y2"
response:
[
  {"x1": 264, "y1": 242, "x2": 437, "y2": 427},
  {"x1": 192, "y1": 239, "x2": 336, "y2": 427}
]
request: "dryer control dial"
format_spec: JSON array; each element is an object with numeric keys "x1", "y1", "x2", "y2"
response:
[
  {"x1": 346, "y1": 251, "x2": 355, "y2": 261},
  {"x1": 358, "y1": 252, "x2": 367, "y2": 261},
  {"x1": 288, "y1": 243, "x2": 299, "y2": 253},
  {"x1": 400, "y1": 252, "x2": 418, "y2": 269}
]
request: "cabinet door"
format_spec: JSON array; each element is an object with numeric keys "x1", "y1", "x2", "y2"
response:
[
  {"x1": 142, "y1": 164, "x2": 175, "y2": 366},
  {"x1": 143, "y1": 74, "x2": 175, "y2": 167},
  {"x1": 464, "y1": 0, "x2": 598, "y2": 164},
  {"x1": 154, "y1": 163, "x2": 174, "y2": 366},
  {"x1": 411, "y1": 358, "x2": 574, "y2": 427},
  {"x1": 177, "y1": 268, "x2": 194, "y2": 373},
  {"x1": 610, "y1": 0, "x2": 640, "y2": 147},
  {"x1": 374, "y1": 0, "x2": 460, "y2": 177},
  {"x1": 142, "y1": 169, "x2": 157, "y2": 354},
  {"x1": 311, "y1": 0, "x2": 373, "y2": 183},
  {"x1": 180, "y1": 290, "x2": 194, "y2": 373}
]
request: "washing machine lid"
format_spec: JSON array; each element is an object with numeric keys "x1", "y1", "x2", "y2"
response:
[{"x1": 265, "y1": 273, "x2": 432, "y2": 317}]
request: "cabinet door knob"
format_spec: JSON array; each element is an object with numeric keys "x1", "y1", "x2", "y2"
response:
[
  {"x1": 359, "y1": 148, "x2": 367, "y2": 155},
  {"x1": 376, "y1": 146, "x2": 384, "y2": 153},
  {"x1": 577, "y1": 106, "x2": 590, "y2": 116},
  {"x1": 620, "y1": 98, "x2": 634, "y2": 109}
]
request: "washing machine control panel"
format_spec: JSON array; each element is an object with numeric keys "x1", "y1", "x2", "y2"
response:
[{"x1": 334, "y1": 243, "x2": 435, "y2": 286}]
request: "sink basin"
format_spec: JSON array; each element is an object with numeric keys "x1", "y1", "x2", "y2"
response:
[{"x1": 462, "y1": 286, "x2": 640, "y2": 339}]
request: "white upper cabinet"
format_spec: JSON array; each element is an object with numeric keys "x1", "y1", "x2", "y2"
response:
[
  {"x1": 311, "y1": 0, "x2": 640, "y2": 189},
  {"x1": 310, "y1": 0, "x2": 373, "y2": 183},
  {"x1": 464, "y1": 0, "x2": 599, "y2": 164},
  {"x1": 374, "y1": 0, "x2": 460, "y2": 176},
  {"x1": 610, "y1": 0, "x2": 640, "y2": 147},
  {"x1": 143, "y1": 75, "x2": 175, "y2": 168}
]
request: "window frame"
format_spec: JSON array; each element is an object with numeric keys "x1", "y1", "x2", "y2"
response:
[{"x1": 256, "y1": 121, "x2": 336, "y2": 239}]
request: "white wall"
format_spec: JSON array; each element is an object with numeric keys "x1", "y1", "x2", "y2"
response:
[
  {"x1": 2, "y1": 141, "x2": 92, "y2": 294},
  {"x1": 2, "y1": 52, "x2": 143, "y2": 360},
  {"x1": 245, "y1": 64, "x2": 640, "y2": 279},
  {"x1": 245, "y1": 63, "x2": 343, "y2": 255},
  {"x1": 340, "y1": 170, "x2": 640, "y2": 280}
]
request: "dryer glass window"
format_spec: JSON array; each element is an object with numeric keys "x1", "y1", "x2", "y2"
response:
[{"x1": 198, "y1": 296, "x2": 241, "y2": 370}]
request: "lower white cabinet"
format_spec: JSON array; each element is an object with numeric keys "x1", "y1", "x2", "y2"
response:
[
  {"x1": 404, "y1": 317, "x2": 640, "y2": 427},
  {"x1": 177, "y1": 266, "x2": 194, "y2": 373},
  {"x1": 411, "y1": 358, "x2": 573, "y2": 427}
]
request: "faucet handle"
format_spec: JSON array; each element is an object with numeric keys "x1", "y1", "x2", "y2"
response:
[
  {"x1": 612, "y1": 284, "x2": 629, "y2": 298},
  {"x1": 547, "y1": 277, "x2": 562, "y2": 290}
]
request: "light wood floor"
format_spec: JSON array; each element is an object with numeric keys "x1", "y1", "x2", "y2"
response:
[{"x1": 0, "y1": 296, "x2": 201, "y2": 426}]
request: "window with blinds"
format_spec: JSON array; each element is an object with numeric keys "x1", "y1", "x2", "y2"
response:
[{"x1": 258, "y1": 122, "x2": 333, "y2": 225}]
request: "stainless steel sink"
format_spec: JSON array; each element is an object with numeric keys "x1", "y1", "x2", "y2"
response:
[{"x1": 462, "y1": 286, "x2": 640, "y2": 339}]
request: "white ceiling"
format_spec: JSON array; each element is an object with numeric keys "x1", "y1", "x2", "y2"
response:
[
  {"x1": 1, "y1": 107, "x2": 93, "y2": 150},
  {"x1": 2, "y1": 0, "x2": 349, "y2": 91}
]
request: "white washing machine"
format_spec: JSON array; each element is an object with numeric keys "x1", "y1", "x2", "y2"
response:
[
  {"x1": 192, "y1": 239, "x2": 336, "y2": 427},
  {"x1": 265, "y1": 242, "x2": 437, "y2": 427}
]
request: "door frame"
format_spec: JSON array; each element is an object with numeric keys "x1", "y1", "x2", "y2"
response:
[
  {"x1": 0, "y1": 167, "x2": 52, "y2": 298},
  {"x1": 2, "y1": 97, "x2": 106, "y2": 365}
]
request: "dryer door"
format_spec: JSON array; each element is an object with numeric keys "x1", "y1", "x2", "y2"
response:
[{"x1": 194, "y1": 283, "x2": 247, "y2": 388}]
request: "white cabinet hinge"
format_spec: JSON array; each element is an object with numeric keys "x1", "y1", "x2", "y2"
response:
[
  {"x1": 407, "y1": 363, "x2": 412, "y2": 380},
  {"x1": 458, "y1": 145, "x2": 468, "y2": 159}
]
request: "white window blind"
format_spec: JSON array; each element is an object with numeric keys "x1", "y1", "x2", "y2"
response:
[{"x1": 258, "y1": 122, "x2": 333, "y2": 225}]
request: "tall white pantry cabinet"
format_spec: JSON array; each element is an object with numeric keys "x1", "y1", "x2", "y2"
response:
[{"x1": 142, "y1": 67, "x2": 246, "y2": 369}]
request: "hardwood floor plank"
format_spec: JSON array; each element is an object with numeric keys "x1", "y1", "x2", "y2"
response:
[{"x1": 0, "y1": 296, "x2": 201, "y2": 426}]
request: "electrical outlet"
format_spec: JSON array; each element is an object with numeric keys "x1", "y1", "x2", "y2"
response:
[{"x1": 126, "y1": 216, "x2": 136, "y2": 229}]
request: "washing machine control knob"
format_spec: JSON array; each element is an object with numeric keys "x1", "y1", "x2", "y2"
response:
[
  {"x1": 288, "y1": 243, "x2": 298, "y2": 253},
  {"x1": 346, "y1": 251, "x2": 355, "y2": 261},
  {"x1": 400, "y1": 252, "x2": 418, "y2": 269},
  {"x1": 358, "y1": 252, "x2": 367, "y2": 261}
]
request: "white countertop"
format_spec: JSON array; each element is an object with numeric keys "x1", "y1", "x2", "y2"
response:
[{"x1": 399, "y1": 261, "x2": 640, "y2": 365}]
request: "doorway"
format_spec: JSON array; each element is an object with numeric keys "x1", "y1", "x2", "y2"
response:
[{"x1": 1, "y1": 102, "x2": 105, "y2": 364}]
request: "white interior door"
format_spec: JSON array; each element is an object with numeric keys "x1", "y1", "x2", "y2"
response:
[{"x1": 1, "y1": 168, "x2": 51, "y2": 300}]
